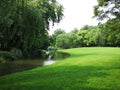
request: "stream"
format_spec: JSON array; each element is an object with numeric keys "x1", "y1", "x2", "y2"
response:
[{"x1": 0, "y1": 52, "x2": 69, "y2": 76}]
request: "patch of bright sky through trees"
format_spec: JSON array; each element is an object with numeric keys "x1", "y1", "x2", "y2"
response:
[{"x1": 49, "y1": 0, "x2": 99, "y2": 35}]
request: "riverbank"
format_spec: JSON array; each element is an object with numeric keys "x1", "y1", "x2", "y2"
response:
[{"x1": 0, "y1": 47, "x2": 120, "y2": 90}]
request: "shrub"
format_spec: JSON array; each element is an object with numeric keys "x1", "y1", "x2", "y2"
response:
[
  {"x1": 0, "y1": 51, "x2": 13, "y2": 61},
  {"x1": 10, "y1": 48, "x2": 23, "y2": 60},
  {"x1": 0, "y1": 57, "x2": 6, "y2": 63}
]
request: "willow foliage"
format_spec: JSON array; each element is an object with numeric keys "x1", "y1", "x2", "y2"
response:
[{"x1": 0, "y1": 0, "x2": 63, "y2": 57}]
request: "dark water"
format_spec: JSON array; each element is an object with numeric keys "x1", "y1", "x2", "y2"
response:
[{"x1": 0, "y1": 52, "x2": 69, "y2": 76}]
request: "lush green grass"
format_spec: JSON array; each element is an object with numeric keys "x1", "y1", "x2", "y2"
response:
[{"x1": 0, "y1": 47, "x2": 120, "y2": 90}]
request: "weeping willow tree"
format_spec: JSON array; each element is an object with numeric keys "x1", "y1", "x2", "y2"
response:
[{"x1": 0, "y1": 0, "x2": 63, "y2": 57}]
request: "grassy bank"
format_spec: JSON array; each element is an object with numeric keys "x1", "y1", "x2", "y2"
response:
[{"x1": 0, "y1": 47, "x2": 120, "y2": 90}]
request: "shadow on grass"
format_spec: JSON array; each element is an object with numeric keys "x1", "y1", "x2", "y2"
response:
[{"x1": 0, "y1": 65, "x2": 119, "y2": 90}]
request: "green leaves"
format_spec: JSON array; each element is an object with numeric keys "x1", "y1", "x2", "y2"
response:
[{"x1": 0, "y1": 0, "x2": 63, "y2": 58}]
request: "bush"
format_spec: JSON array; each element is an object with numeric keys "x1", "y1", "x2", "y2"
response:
[
  {"x1": 0, "y1": 51, "x2": 13, "y2": 61},
  {"x1": 10, "y1": 48, "x2": 23, "y2": 60},
  {"x1": 0, "y1": 57, "x2": 6, "y2": 63}
]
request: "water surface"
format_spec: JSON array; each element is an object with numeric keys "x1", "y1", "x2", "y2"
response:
[{"x1": 0, "y1": 52, "x2": 70, "y2": 76}]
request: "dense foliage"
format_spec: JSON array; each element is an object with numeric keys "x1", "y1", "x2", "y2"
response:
[
  {"x1": 51, "y1": 0, "x2": 120, "y2": 49},
  {"x1": 0, "y1": 0, "x2": 63, "y2": 58},
  {"x1": 94, "y1": 0, "x2": 120, "y2": 46},
  {"x1": 50, "y1": 28, "x2": 65, "y2": 46},
  {"x1": 52, "y1": 24, "x2": 120, "y2": 49}
]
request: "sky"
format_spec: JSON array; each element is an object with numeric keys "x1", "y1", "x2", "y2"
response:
[{"x1": 49, "y1": 0, "x2": 98, "y2": 35}]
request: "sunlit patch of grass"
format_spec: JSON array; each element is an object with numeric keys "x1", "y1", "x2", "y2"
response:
[{"x1": 0, "y1": 47, "x2": 120, "y2": 90}]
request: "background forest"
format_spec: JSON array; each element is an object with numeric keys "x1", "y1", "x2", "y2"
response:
[{"x1": 51, "y1": 0, "x2": 120, "y2": 48}]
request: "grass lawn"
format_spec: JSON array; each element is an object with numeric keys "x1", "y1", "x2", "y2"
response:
[{"x1": 0, "y1": 47, "x2": 120, "y2": 90}]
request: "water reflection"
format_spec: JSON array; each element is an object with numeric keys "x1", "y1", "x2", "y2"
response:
[
  {"x1": 44, "y1": 60, "x2": 56, "y2": 66},
  {"x1": 0, "y1": 52, "x2": 70, "y2": 76},
  {"x1": 44, "y1": 55, "x2": 56, "y2": 66}
]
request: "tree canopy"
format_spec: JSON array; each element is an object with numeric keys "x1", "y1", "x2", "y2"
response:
[
  {"x1": 0, "y1": 0, "x2": 63, "y2": 58},
  {"x1": 94, "y1": 0, "x2": 120, "y2": 20}
]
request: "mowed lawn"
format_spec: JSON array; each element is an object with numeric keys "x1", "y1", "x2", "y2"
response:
[{"x1": 0, "y1": 47, "x2": 120, "y2": 90}]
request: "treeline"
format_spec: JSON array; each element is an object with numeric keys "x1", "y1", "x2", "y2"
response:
[
  {"x1": 51, "y1": 22, "x2": 120, "y2": 49},
  {"x1": 0, "y1": 0, "x2": 63, "y2": 60},
  {"x1": 50, "y1": 0, "x2": 120, "y2": 49}
]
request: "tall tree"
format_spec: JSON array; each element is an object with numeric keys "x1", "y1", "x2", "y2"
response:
[{"x1": 0, "y1": 0, "x2": 63, "y2": 57}]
